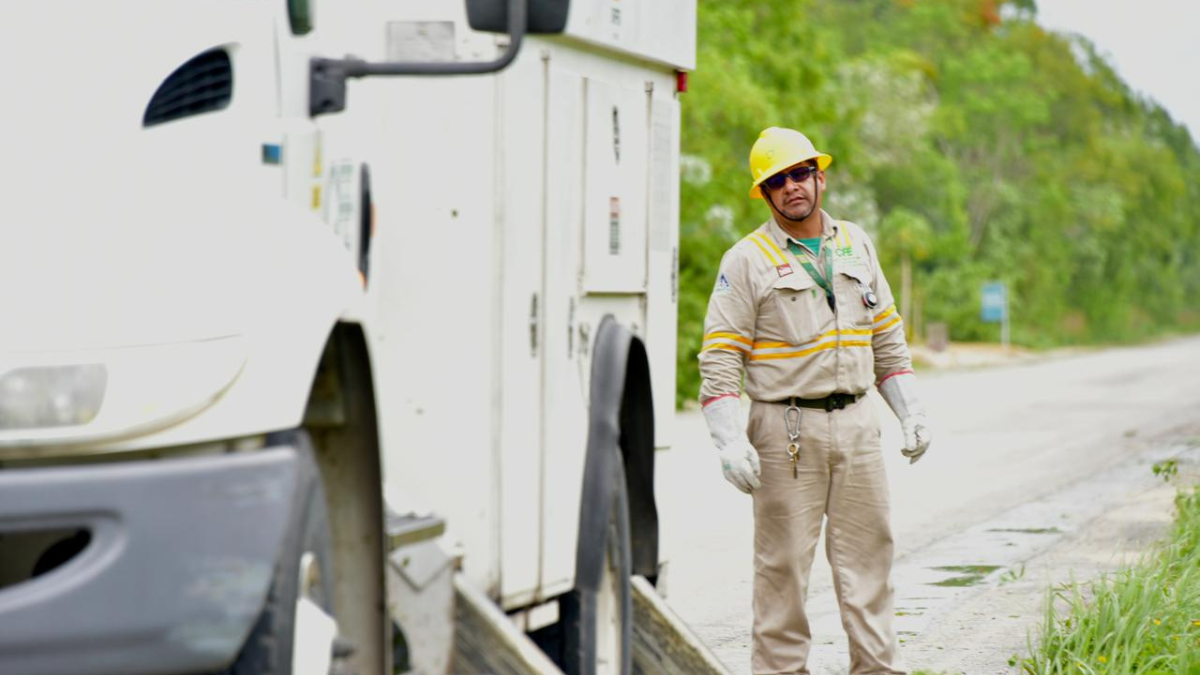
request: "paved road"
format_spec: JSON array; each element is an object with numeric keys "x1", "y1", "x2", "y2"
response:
[{"x1": 655, "y1": 335, "x2": 1200, "y2": 674}]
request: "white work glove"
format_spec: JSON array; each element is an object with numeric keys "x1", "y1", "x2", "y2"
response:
[
  {"x1": 702, "y1": 396, "x2": 761, "y2": 493},
  {"x1": 878, "y1": 373, "x2": 932, "y2": 464}
]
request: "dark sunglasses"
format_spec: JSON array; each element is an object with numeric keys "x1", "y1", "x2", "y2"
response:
[{"x1": 763, "y1": 166, "x2": 818, "y2": 191}]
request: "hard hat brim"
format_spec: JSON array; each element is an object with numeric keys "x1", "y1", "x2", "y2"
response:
[{"x1": 750, "y1": 153, "x2": 833, "y2": 198}]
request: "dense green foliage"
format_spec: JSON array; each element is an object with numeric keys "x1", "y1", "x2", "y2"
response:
[
  {"x1": 676, "y1": 0, "x2": 1200, "y2": 404},
  {"x1": 1019, "y1": 485, "x2": 1200, "y2": 674}
]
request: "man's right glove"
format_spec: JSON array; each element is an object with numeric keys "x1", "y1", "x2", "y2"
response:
[
  {"x1": 878, "y1": 372, "x2": 932, "y2": 464},
  {"x1": 702, "y1": 396, "x2": 761, "y2": 493}
]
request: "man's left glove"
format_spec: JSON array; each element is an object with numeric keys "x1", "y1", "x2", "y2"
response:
[
  {"x1": 878, "y1": 372, "x2": 932, "y2": 464},
  {"x1": 702, "y1": 396, "x2": 761, "y2": 493}
]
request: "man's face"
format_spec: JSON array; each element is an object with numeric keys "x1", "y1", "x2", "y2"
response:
[{"x1": 763, "y1": 161, "x2": 824, "y2": 222}]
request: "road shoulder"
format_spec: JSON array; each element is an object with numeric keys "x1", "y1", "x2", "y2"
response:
[
  {"x1": 899, "y1": 431, "x2": 1200, "y2": 674},
  {"x1": 801, "y1": 427, "x2": 1200, "y2": 675}
]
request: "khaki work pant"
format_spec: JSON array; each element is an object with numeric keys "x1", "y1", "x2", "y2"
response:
[{"x1": 747, "y1": 398, "x2": 903, "y2": 675}]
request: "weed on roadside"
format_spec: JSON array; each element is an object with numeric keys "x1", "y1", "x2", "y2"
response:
[
  {"x1": 999, "y1": 564, "x2": 1027, "y2": 586},
  {"x1": 1153, "y1": 459, "x2": 1179, "y2": 482},
  {"x1": 1015, "y1": 487, "x2": 1200, "y2": 674}
]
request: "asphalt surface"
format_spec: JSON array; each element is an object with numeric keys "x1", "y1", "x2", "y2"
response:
[{"x1": 656, "y1": 335, "x2": 1200, "y2": 674}]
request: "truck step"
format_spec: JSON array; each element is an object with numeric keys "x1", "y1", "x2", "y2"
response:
[
  {"x1": 632, "y1": 576, "x2": 732, "y2": 675},
  {"x1": 447, "y1": 574, "x2": 732, "y2": 675},
  {"x1": 451, "y1": 574, "x2": 567, "y2": 675},
  {"x1": 385, "y1": 511, "x2": 446, "y2": 550}
]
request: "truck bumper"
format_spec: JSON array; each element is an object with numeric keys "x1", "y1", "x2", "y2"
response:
[{"x1": 0, "y1": 443, "x2": 303, "y2": 675}]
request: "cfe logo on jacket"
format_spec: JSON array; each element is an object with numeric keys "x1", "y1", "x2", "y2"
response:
[{"x1": 835, "y1": 243, "x2": 864, "y2": 267}]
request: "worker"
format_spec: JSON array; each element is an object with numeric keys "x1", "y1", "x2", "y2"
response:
[{"x1": 698, "y1": 126, "x2": 932, "y2": 674}]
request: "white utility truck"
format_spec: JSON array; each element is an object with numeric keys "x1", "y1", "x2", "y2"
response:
[{"x1": 0, "y1": 1, "x2": 722, "y2": 674}]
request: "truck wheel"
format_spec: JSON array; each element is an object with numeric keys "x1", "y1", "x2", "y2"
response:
[
  {"x1": 561, "y1": 459, "x2": 633, "y2": 675},
  {"x1": 222, "y1": 440, "x2": 338, "y2": 675}
]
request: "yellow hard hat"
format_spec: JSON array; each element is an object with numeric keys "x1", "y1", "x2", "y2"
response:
[{"x1": 748, "y1": 127, "x2": 833, "y2": 198}]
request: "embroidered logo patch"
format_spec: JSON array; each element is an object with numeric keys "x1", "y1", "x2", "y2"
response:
[
  {"x1": 714, "y1": 273, "x2": 732, "y2": 295},
  {"x1": 776, "y1": 264, "x2": 793, "y2": 277},
  {"x1": 835, "y1": 241, "x2": 863, "y2": 266}
]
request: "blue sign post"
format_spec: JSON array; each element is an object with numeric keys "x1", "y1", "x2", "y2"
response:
[{"x1": 981, "y1": 282, "x2": 1009, "y2": 348}]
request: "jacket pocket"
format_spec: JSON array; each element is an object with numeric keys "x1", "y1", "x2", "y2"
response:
[
  {"x1": 835, "y1": 265, "x2": 876, "y2": 328},
  {"x1": 768, "y1": 272, "x2": 823, "y2": 346}
]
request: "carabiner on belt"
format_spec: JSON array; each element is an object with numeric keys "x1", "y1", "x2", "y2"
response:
[{"x1": 784, "y1": 403, "x2": 802, "y2": 479}]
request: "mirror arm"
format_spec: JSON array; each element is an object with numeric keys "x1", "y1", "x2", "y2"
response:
[{"x1": 310, "y1": 0, "x2": 527, "y2": 117}]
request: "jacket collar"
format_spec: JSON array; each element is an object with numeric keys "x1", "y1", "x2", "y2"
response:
[{"x1": 763, "y1": 210, "x2": 838, "y2": 250}]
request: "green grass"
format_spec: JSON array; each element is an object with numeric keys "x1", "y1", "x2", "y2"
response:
[{"x1": 1016, "y1": 487, "x2": 1200, "y2": 674}]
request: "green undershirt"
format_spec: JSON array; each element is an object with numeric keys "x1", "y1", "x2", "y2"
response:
[
  {"x1": 795, "y1": 237, "x2": 822, "y2": 255},
  {"x1": 787, "y1": 237, "x2": 836, "y2": 308}
]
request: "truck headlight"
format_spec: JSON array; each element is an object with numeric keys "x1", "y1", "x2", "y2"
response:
[
  {"x1": 0, "y1": 364, "x2": 108, "y2": 429},
  {"x1": 0, "y1": 336, "x2": 246, "y2": 448}
]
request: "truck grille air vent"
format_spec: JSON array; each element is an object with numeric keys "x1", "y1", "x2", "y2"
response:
[{"x1": 143, "y1": 49, "x2": 233, "y2": 127}]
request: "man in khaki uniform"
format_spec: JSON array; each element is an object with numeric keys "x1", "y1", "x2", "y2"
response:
[{"x1": 699, "y1": 127, "x2": 932, "y2": 675}]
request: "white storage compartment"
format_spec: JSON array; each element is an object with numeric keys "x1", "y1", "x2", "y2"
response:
[{"x1": 583, "y1": 77, "x2": 648, "y2": 293}]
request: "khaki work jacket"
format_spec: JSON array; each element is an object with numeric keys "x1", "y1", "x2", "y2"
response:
[{"x1": 698, "y1": 211, "x2": 912, "y2": 402}]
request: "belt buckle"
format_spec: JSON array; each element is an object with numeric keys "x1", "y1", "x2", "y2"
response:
[{"x1": 826, "y1": 394, "x2": 847, "y2": 412}]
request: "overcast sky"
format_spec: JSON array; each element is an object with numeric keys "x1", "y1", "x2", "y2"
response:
[{"x1": 1034, "y1": 0, "x2": 1200, "y2": 144}]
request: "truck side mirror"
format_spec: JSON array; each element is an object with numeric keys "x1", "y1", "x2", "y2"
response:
[
  {"x1": 465, "y1": 0, "x2": 570, "y2": 34},
  {"x1": 311, "y1": 0, "x2": 568, "y2": 117}
]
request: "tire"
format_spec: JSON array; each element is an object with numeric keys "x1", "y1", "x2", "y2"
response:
[
  {"x1": 222, "y1": 436, "x2": 336, "y2": 675},
  {"x1": 560, "y1": 458, "x2": 633, "y2": 675}
]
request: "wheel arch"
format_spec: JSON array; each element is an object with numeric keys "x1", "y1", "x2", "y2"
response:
[
  {"x1": 576, "y1": 315, "x2": 660, "y2": 590},
  {"x1": 301, "y1": 321, "x2": 388, "y2": 675}
]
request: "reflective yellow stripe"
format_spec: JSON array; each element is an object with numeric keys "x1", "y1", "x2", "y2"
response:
[
  {"x1": 752, "y1": 328, "x2": 872, "y2": 350},
  {"x1": 758, "y1": 232, "x2": 788, "y2": 262},
  {"x1": 873, "y1": 305, "x2": 897, "y2": 323},
  {"x1": 873, "y1": 316, "x2": 902, "y2": 334},
  {"x1": 754, "y1": 329, "x2": 836, "y2": 350},
  {"x1": 702, "y1": 343, "x2": 749, "y2": 353},
  {"x1": 745, "y1": 233, "x2": 782, "y2": 266},
  {"x1": 749, "y1": 340, "x2": 871, "y2": 361},
  {"x1": 755, "y1": 232, "x2": 788, "y2": 266},
  {"x1": 703, "y1": 332, "x2": 753, "y2": 346},
  {"x1": 751, "y1": 341, "x2": 837, "y2": 361}
]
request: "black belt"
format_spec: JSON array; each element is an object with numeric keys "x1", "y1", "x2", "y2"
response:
[{"x1": 772, "y1": 393, "x2": 860, "y2": 412}]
